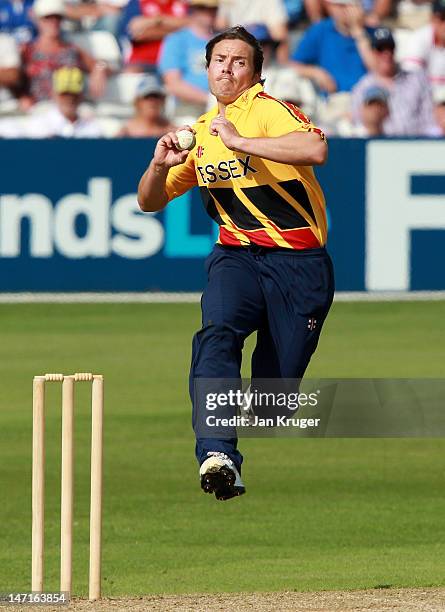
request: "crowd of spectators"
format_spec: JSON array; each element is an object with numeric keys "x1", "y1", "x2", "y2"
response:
[{"x1": 0, "y1": 0, "x2": 444, "y2": 138}]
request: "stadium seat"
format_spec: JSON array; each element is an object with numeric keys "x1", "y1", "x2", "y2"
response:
[
  {"x1": 318, "y1": 92, "x2": 353, "y2": 135},
  {"x1": 95, "y1": 73, "x2": 142, "y2": 117},
  {"x1": 393, "y1": 28, "x2": 413, "y2": 64},
  {"x1": 0, "y1": 98, "x2": 20, "y2": 117},
  {"x1": 95, "y1": 116, "x2": 124, "y2": 138},
  {"x1": 68, "y1": 31, "x2": 122, "y2": 69}
]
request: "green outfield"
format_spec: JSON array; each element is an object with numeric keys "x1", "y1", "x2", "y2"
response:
[{"x1": 0, "y1": 301, "x2": 444, "y2": 597}]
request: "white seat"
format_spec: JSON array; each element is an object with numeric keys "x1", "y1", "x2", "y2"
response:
[
  {"x1": 393, "y1": 28, "x2": 414, "y2": 64},
  {"x1": 95, "y1": 116, "x2": 124, "y2": 137},
  {"x1": 0, "y1": 114, "x2": 29, "y2": 137},
  {"x1": 68, "y1": 31, "x2": 122, "y2": 69},
  {"x1": 95, "y1": 73, "x2": 143, "y2": 117},
  {"x1": 0, "y1": 98, "x2": 20, "y2": 116}
]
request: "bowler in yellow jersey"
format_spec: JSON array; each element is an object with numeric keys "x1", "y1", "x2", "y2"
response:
[{"x1": 138, "y1": 27, "x2": 334, "y2": 501}]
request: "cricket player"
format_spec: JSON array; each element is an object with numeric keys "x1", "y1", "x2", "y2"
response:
[{"x1": 138, "y1": 27, "x2": 334, "y2": 501}]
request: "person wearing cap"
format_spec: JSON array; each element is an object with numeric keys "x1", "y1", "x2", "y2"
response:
[
  {"x1": 0, "y1": 66, "x2": 103, "y2": 137},
  {"x1": 138, "y1": 26, "x2": 333, "y2": 501},
  {"x1": 121, "y1": 0, "x2": 188, "y2": 72},
  {"x1": 401, "y1": 0, "x2": 445, "y2": 95},
  {"x1": 119, "y1": 75, "x2": 176, "y2": 136},
  {"x1": 158, "y1": 0, "x2": 219, "y2": 122},
  {"x1": 352, "y1": 27, "x2": 437, "y2": 135},
  {"x1": 337, "y1": 84, "x2": 388, "y2": 135},
  {"x1": 20, "y1": 0, "x2": 109, "y2": 107}
]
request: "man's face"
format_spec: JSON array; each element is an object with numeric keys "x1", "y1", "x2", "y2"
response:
[
  {"x1": 361, "y1": 99, "x2": 389, "y2": 129},
  {"x1": 190, "y1": 6, "x2": 217, "y2": 31},
  {"x1": 207, "y1": 39, "x2": 259, "y2": 104},
  {"x1": 38, "y1": 14, "x2": 62, "y2": 36},
  {"x1": 373, "y1": 46, "x2": 396, "y2": 77},
  {"x1": 56, "y1": 92, "x2": 81, "y2": 118},
  {"x1": 434, "y1": 102, "x2": 445, "y2": 133},
  {"x1": 136, "y1": 94, "x2": 165, "y2": 121},
  {"x1": 432, "y1": 14, "x2": 445, "y2": 44},
  {"x1": 325, "y1": 1, "x2": 353, "y2": 29}
]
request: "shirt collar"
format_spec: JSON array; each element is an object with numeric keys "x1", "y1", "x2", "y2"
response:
[
  {"x1": 197, "y1": 82, "x2": 264, "y2": 123},
  {"x1": 228, "y1": 82, "x2": 264, "y2": 109}
]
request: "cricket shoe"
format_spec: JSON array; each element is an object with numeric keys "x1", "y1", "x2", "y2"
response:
[{"x1": 199, "y1": 452, "x2": 246, "y2": 501}]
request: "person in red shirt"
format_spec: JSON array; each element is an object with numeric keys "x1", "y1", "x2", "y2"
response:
[{"x1": 122, "y1": 0, "x2": 188, "y2": 72}]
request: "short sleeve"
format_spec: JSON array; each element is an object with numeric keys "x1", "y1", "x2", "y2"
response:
[
  {"x1": 291, "y1": 23, "x2": 323, "y2": 64},
  {"x1": 158, "y1": 32, "x2": 183, "y2": 75},
  {"x1": 259, "y1": 95, "x2": 325, "y2": 138},
  {"x1": 120, "y1": 0, "x2": 141, "y2": 39},
  {"x1": 165, "y1": 153, "x2": 198, "y2": 201}
]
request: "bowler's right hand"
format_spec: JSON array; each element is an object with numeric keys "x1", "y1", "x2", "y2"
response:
[{"x1": 153, "y1": 126, "x2": 196, "y2": 169}]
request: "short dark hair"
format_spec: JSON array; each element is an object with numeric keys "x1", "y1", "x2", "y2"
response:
[{"x1": 205, "y1": 26, "x2": 264, "y2": 76}]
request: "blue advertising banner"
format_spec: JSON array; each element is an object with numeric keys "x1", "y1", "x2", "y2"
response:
[{"x1": 0, "y1": 138, "x2": 444, "y2": 292}]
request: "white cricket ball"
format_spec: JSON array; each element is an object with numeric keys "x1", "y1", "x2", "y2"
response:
[{"x1": 175, "y1": 129, "x2": 196, "y2": 151}]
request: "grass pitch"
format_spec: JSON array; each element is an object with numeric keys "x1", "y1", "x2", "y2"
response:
[{"x1": 0, "y1": 301, "x2": 444, "y2": 597}]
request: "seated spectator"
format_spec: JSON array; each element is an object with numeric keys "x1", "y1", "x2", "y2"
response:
[
  {"x1": 0, "y1": 33, "x2": 21, "y2": 110},
  {"x1": 118, "y1": 74, "x2": 175, "y2": 135},
  {"x1": 121, "y1": 0, "x2": 187, "y2": 73},
  {"x1": 351, "y1": 27, "x2": 437, "y2": 135},
  {"x1": 0, "y1": 0, "x2": 36, "y2": 45},
  {"x1": 21, "y1": 0, "x2": 109, "y2": 107},
  {"x1": 401, "y1": 0, "x2": 445, "y2": 94},
  {"x1": 291, "y1": 0, "x2": 374, "y2": 94},
  {"x1": 217, "y1": 0, "x2": 289, "y2": 63},
  {"x1": 158, "y1": 0, "x2": 217, "y2": 123},
  {"x1": 338, "y1": 84, "x2": 389, "y2": 135},
  {"x1": 431, "y1": 86, "x2": 445, "y2": 134},
  {"x1": 0, "y1": 66, "x2": 103, "y2": 137}
]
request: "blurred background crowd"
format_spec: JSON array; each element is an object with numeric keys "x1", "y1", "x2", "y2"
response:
[{"x1": 0, "y1": 0, "x2": 444, "y2": 138}]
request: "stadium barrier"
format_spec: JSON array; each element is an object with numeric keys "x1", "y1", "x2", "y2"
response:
[{"x1": 0, "y1": 138, "x2": 444, "y2": 292}]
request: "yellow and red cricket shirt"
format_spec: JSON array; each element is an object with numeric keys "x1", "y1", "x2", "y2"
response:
[{"x1": 165, "y1": 82, "x2": 327, "y2": 249}]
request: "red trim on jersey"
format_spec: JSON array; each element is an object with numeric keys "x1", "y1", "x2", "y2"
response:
[
  {"x1": 404, "y1": 57, "x2": 425, "y2": 65},
  {"x1": 308, "y1": 127, "x2": 326, "y2": 141},
  {"x1": 258, "y1": 91, "x2": 311, "y2": 124},
  {"x1": 237, "y1": 229, "x2": 280, "y2": 248},
  {"x1": 218, "y1": 226, "x2": 245, "y2": 246},
  {"x1": 218, "y1": 226, "x2": 321, "y2": 250},
  {"x1": 280, "y1": 228, "x2": 322, "y2": 249}
]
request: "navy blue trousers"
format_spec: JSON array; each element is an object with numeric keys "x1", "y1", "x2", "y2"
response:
[{"x1": 190, "y1": 244, "x2": 335, "y2": 471}]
